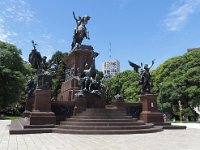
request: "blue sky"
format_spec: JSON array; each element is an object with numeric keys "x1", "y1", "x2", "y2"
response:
[{"x1": 1, "y1": 0, "x2": 200, "y2": 71}]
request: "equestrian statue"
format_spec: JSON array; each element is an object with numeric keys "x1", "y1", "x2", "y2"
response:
[{"x1": 71, "y1": 11, "x2": 91, "y2": 50}]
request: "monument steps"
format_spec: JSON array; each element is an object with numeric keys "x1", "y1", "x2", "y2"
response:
[
  {"x1": 9, "y1": 119, "x2": 53, "y2": 134},
  {"x1": 24, "y1": 124, "x2": 55, "y2": 129},
  {"x1": 54, "y1": 108, "x2": 163, "y2": 134},
  {"x1": 56, "y1": 124, "x2": 154, "y2": 130},
  {"x1": 60, "y1": 121, "x2": 145, "y2": 126},
  {"x1": 73, "y1": 115, "x2": 133, "y2": 119},
  {"x1": 65, "y1": 118, "x2": 138, "y2": 122},
  {"x1": 10, "y1": 128, "x2": 52, "y2": 134},
  {"x1": 81, "y1": 108, "x2": 126, "y2": 112},
  {"x1": 53, "y1": 126, "x2": 163, "y2": 134},
  {"x1": 80, "y1": 112, "x2": 127, "y2": 116}
]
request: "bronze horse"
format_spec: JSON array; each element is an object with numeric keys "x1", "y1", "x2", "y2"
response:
[{"x1": 71, "y1": 12, "x2": 90, "y2": 50}]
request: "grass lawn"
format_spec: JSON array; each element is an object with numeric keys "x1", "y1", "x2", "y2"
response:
[{"x1": 0, "y1": 116, "x2": 21, "y2": 120}]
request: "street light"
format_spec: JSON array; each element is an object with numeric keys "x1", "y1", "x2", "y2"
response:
[
  {"x1": 178, "y1": 100, "x2": 182, "y2": 123},
  {"x1": 160, "y1": 83, "x2": 164, "y2": 113}
]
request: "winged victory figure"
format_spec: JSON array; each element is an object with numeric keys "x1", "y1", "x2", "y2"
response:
[{"x1": 128, "y1": 59, "x2": 155, "y2": 94}]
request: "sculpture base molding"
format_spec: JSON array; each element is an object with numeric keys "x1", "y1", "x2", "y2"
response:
[
  {"x1": 139, "y1": 94, "x2": 164, "y2": 123},
  {"x1": 30, "y1": 111, "x2": 56, "y2": 125},
  {"x1": 29, "y1": 89, "x2": 56, "y2": 125},
  {"x1": 140, "y1": 111, "x2": 164, "y2": 123}
]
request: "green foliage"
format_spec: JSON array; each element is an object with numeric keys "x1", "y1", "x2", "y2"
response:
[
  {"x1": 24, "y1": 63, "x2": 35, "y2": 76},
  {"x1": 153, "y1": 50, "x2": 200, "y2": 118},
  {"x1": 0, "y1": 41, "x2": 27, "y2": 112},
  {"x1": 49, "y1": 51, "x2": 68, "y2": 100},
  {"x1": 0, "y1": 115, "x2": 21, "y2": 120},
  {"x1": 96, "y1": 70, "x2": 104, "y2": 80},
  {"x1": 104, "y1": 70, "x2": 140, "y2": 103}
]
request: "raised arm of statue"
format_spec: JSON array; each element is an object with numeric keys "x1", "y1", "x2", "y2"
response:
[
  {"x1": 149, "y1": 59, "x2": 155, "y2": 69},
  {"x1": 73, "y1": 11, "x2": 78, "y2": 22},
  {"x1": 32, "y1": 40, "x2": 37, "y2": 50}
]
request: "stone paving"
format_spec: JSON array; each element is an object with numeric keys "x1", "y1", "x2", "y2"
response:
[{"x1": 0, "y1": 120, "x2": 200, "y2": 150}]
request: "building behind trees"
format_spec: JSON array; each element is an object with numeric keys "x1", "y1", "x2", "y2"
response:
[{"x1": 102, "y1": 60, "x2": 120, "y2": 78}]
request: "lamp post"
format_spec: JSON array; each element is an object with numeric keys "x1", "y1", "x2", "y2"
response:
[
  {"x1": 160, "y1": 83, "x2": 164, "y2": 113},
  {"x1": 178, "y1": 100, "x2": 182, "y2": 123}
]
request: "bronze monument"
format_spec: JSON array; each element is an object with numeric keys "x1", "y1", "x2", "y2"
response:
[
  {"x1": 10, "y1": 12, "x2": 185, "y2": 135},
  {"x1": 71, "y1": 11, "x2": 91, "y2": 50},
  {"x1": 129, "y1": 60, "x2": 164, "y2": 123}
]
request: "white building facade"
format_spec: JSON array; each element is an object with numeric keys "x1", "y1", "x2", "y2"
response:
[{"x1": 102, "y1": 60, "x2": 120, "y2": 77}]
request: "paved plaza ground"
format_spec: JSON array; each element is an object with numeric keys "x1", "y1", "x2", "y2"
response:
[{"x1": 0, "y1": 120, "x2": 200, "y2": 150}]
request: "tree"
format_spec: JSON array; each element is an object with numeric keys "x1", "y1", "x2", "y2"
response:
[
  {"x1": 152, "y1": 50, "x2": 200, "y2": 120},
  {"x1": 48, "y1": 51, "x2": 68, "y2": 100},
  {"x1": 0, "y1": 41, "x2": 27, "y2": 112},
  {"x1": 104, "y1": 70, "x2": 140, "y2": 103}
]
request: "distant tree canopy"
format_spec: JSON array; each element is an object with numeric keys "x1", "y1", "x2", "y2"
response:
[
  {"x1": 48, "y1": 51, "x2": 68, "y2": 100},
  {"x1": 104, "y1": 50, "x2": 200, "y2": 119},
  {"x1": 104, "y1": 70, "x2": 141, "y2": 103},
  {"x1": 152, "y1": 50, "x2": 200, "y2": 119},
  {"x1": 0, "y1": 41, "x2": 28, "y2": 111}
]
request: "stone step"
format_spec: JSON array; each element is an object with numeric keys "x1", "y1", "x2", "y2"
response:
[
  {"x1": 60, "y1": 120, "x2": 145, "y2": 126},
  {"x1": 24, "y1": 124, "x2": 55, "y2": 129},
  {"x1": 56, "y1": 123, "x2": 154, "y2": 130},
  {"x1": 83, "y1": 108, "x2": 126, "y2": 113},
  {"x1": 10, "y1": 128, "x2": 53, "y2": 134},
  {"x1": 65, "y1": 118, "x2": 138, "y2": 122},
  {"x1": 73, "y1": 115, "x2": 133, "y2": 119},
  {"x1": 54, "y1": 108, "x2": 164, "y2": 135},
  {"x1": 162, "y1": 125, "x2": 187, "y2": 129},
  {"x1": 79, "y1": 112, "x2": 127, "y2": 116},
  {"x1": 153, "y1": 122, "x2": 171, "y2": 126},
  {"x1": 53, "y1": 126, "x2": 163, "y2": 134}
]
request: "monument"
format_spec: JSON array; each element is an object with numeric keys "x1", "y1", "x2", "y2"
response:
[
  {"x1": 48, "y1": 12, "x2": 163, "y2": 133},
  {"x1": 129, "y1": 60, "x2": 164, "y2": 123},
  {"x1": 24, "y1": 40, "x2": 56, "y2": 125},
  {"x1": 57, "y1": 12, "x2": 105, "y2": 113},
  {"x1": 71, "y1": 11, "x2": 90, "y2": 50},
  {"x1": 22, "y1": 76, "x2": 36, "y2": 117},
  {"x1": 10, "y1": 11, "x2": 186, "y2": 135}
]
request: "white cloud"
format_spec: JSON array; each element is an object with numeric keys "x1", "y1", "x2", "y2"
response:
[
  {"x1": 164, "y1": 0, "x2": 200, "y2": 31},
  {"x1": 0, "y1": 0, "x2": 62, "y2": 60},
  {"x1": 0, "y1": 16, "x2": 17, "y2": 42},
  {"x1": 1, "y1": 0, "x2": 35, "y2": 23},
  {"x1": 0, "y1": 0, "x2": 36, "y2": 42},
  {"x1": 118, "y1": 0, "x2": 131, "y2": 9}
]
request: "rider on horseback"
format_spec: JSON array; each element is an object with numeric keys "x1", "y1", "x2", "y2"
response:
[
  {"x1": 73, "y1": 11, "x2": 82, "y2": 34},
  {"x1": 71, "y1": 11, "x2": 91, "y2": 50}
]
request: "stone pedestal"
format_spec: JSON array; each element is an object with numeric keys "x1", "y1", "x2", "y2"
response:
[
  {"x1": 33, "y1": 89, "x2": 52, "y2": 111},
  {"x1": 58, "y1": 78, "x2": 80, "y2": 101},
  {"x1": 73, "y1": 93, "x2": 105, "y2": 115},
  {"x1": 85, "y1": 93, "x2": 105, "y2": 108},
  {"x1": 57, "y1": 45, "x2": 95, "y2": 102},
  {"x1": 22, "y1": 96, "x2": 35, "y2": 117},
  {"x1": 74, "y1": 96, "x2": 87, "y2": 114},
  {"x1": 57, "y1": 45, "x2": 105, "y2": 115},
  {"x1": 111, "y1": 100, "x2": 125, "y2": 109},
  {"x1": 30, "y1": 112, "x2": 56, "y2": 125},
  {"x1": 30, "y1": 89, "x2": 56, "y2": 125},
  {"x1": 139, "y1": 94, "x2": 164, "y2": 123}
]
